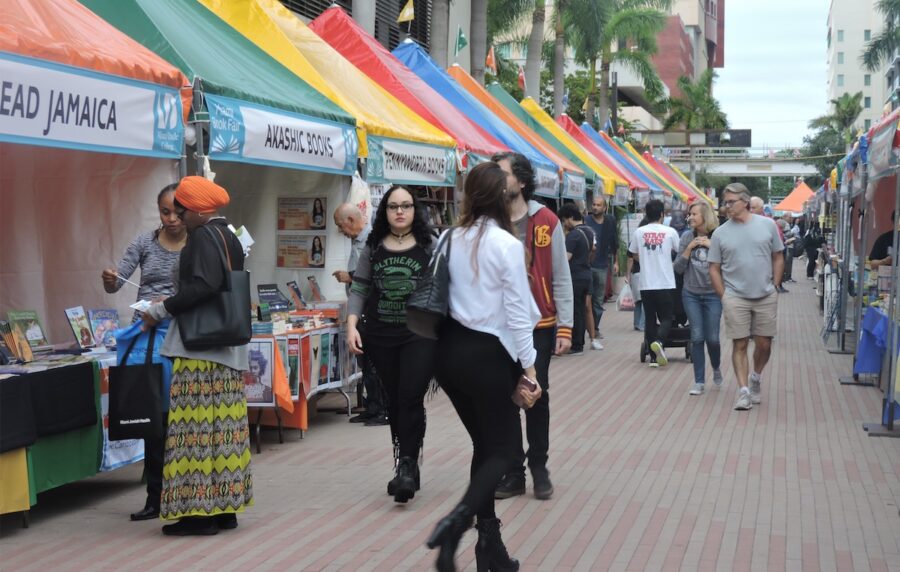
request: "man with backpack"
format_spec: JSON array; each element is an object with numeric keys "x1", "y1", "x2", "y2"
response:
[{"x1": 558, "y1": 203, "x2": 596, "y2": 356}]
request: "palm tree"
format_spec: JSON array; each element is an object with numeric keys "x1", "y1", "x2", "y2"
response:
[
  {"x1": 486, "y1": 1, "x2": 545, "y2": 93},
  {"x1": 861, "y1": 0, "x2": 900, "y2": 71},
  {"x1": 431, "y1": 0, "x2": 451, "y2": 68},
  {"x1": 662, "y1": 69, "x2": 729, "y2": 130},
  {"x1": 471, "y1": 0, "x2": 489, "y2": 83},
  {"x1": 808, "y1": 92, "x2": 864, "y2": 151},
  {"x1": 523, "y1": 1, "x2": 547, "y2": 98},
  {"x1": 552, "y1": 0, "x2": 566, "y2": 115}
]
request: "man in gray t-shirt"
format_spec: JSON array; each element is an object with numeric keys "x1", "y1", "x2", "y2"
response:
[{"x1": 708, "y1": 184, "x2": 785, "y2": 411}]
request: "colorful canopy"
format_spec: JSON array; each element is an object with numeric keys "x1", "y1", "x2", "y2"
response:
[
  {"x1": 447, "y1": 65, "x2": 586, "y2": 196},
  {"x1": 393, "y1": 40, "x2": 561, "y2": 198},
  {"x1": 555, "y1": 115, "x2": 646, "y2": 191},
  {"x1": 309, "y1": 6, "x2": 508, "y2": 162},
  {"x1": 642, "y1": 152, "x2": 709, "y2": 204},
  {"x1": 83, "y1": 0, "x2": 359, "y2": 175},
  {"x1": 200, "y1": 0, "x2": 456, "y2": 186},
  {"x1": 579, "y1": 123, "x2": 664, "y2": 193},
  {"x1": 1, "y1": 0, "x2": 188, "y2": 157},
  {"x1": 774, "y1": 181, "x2": 815, "y2": 213}
]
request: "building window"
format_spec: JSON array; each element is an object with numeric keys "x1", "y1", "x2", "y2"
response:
[
  {"x1": 837, "y1": 74, "x2": 844, "y2": 87},
  {"x1": 866, "y1": 119, "x2": 872, "y2": 130},
  {"x1": 865, "y1": 96, "x2": 872, "y2": 108},
  {"x1": 837, "y1": 29, "x2": 844, "y2": 41},
  {"x1": 865, "y1": 74, "x2": 872, "y2": 86},
  {"x1": 865, "y1": 29, "x2": 871, "y2": 41},
  {"x1": 837, "y1": 52, "x2": 844, "y2": 64},
  {"x1": 280, "y1": 0, "x2": 352, "y2": 19}
]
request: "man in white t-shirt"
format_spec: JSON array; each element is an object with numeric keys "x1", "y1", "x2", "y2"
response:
[{"x1": 629, "y1": 199, "x2": 680, "y2": 367}]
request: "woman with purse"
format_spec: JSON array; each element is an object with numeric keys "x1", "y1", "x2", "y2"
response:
[
  {"x1": 101, "y1": 184, "x2": 184, "y2": 522},
  {"x1": 425, "y1": 162, "x2": 541, "y2": 572},
  {"x1": 143, "y1": 176, "x2": 252, "y2": 536},
  {"x1": 346, "y1": 185, "x2": 437, "y2": 504}
]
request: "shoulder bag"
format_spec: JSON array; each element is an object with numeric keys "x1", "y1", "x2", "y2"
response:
[
  {"x1": 178, "y1": 225, "x2": 252, "y2": 350},
  {"x1": 405, "y1": 230, "x2": 453, "y2": 340}
]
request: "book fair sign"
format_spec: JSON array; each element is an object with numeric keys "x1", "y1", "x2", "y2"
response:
[
  {"x1": 205, "y1": 94, "x2": 357, "y2": 176},
  {"x1": 0, "y1": 52, "x2": 183, "y2": 158}
]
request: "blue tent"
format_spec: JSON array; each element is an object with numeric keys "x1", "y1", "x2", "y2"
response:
[
  {"x1": 580, "y1": 122, "x2": 663, "y2": 193},
  {"x1": 393, "y1": 40, "x2": 561, "y2": 198}
]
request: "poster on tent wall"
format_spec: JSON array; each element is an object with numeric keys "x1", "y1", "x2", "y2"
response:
[
  {"x1": 205, "y1": 94, "x2": 357, "y2": 176},
  {"x1": 561, "y1": 173, "x2": 586, "y2": 200},
  {"x1": 612, "y1": 185, "x2": 631, "y2": 207},
  {"x1": 365, "y1": 137, "x2": 456, "y2": 187},
  {"x1": 0, "y1": 52, "x2": 183, "y2": 158},
  {"x1": 868, "y1": 116, "x2": 899, "y2": 183},
  {"x1": 533, "y1": 165, "x2": 561, "y2": 199},
  {"x1": 276, "y1": 234, "x2": 326, "y2": 268},
  {"x1": 277, "y1": 197, "x2": 327, "y2": 230}
]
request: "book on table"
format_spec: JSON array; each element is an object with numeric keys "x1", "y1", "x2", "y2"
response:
[
  {"x1": 257, "y1": 284, "x2": 292, "y2": 312},
  {"x1": 64, "y1": 306, "x2": 96, "y2": 349},
  {"x1": 88, "y1": 309, "x2": 119, "y2": 347},
  {"x1": 6, "y1": 310, "x2": 50, "y2": 351}
]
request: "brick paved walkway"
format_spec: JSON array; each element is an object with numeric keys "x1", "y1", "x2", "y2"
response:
[{"x1": 2, "y1": 280, "x2": 900, "y2": 571}]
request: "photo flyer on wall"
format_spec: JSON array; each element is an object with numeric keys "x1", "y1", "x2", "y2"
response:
[
  {"x1": 245, "y1": 338, "x2": 276, "y2": 407},
  {"x1": 64, "y1": 306, "x2": 95, "y2": 349},
  {"x1": 88, "y1": 309, "x2": 119, "y2": 347},
  {"x1": 276, "y1": 234, "x2": 326, "y2": 268},
  {"x1": 277, "y1": 197, "x2": 327, "y2": 231},
  {"x1": 7, "y1": 310, "x2": 50, "y2": 350}
]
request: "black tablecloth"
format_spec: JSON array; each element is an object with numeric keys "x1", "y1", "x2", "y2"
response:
[{"x1": 0, "y1": 361, "x2": 97, "y2": 453}]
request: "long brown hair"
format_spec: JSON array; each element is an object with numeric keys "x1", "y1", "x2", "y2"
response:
[{"x1": 457, "y1": 162, "x2": 513, "y2": 273}]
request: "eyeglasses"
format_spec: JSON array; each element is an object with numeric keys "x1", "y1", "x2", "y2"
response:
[
  {"x1": 722, "y1": 199, "x2": 744, "y2": 207},
  {"x1": 387, "y1": 203, "x2": 415, "y2": 212}
]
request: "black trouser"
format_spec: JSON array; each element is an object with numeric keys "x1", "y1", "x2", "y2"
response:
[
  {"x1": 642, "y1": 289, "x2": 675, "y2": 360},
  {"x1": 367, "y1": 337, "x2": 435, "y2": 458},
  {"x1": 358, "y1": 353, "x2": 385, "y2": 416},
  {"x1": 806, "y1": 246, "x2": 817, "y2": 278},
  {"x1": 784, "y1": 249, "x2": 794, "y2": 281},
  {"x1": 143, "y1": 413, "x2": 167, "y2": 509},
  {"x1": 436, "y1": 320, "x2": 520, "y2": 519},
  {"x1": 571, "y1": 278, "x2": 592, "y2": 351},
  {"x1": 511, "y1": 327, "x2": 554, "y2": 475}
]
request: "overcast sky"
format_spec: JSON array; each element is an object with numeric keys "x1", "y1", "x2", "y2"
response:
[{"x1": 715, "y1": 0, "x2": 827, "y2": 149}]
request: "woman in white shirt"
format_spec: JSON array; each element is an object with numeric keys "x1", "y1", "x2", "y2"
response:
[{"x1": 426, "y1": 162, "x2": 540, "y2": 572}]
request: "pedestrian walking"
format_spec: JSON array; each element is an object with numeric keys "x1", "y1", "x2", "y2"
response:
[
  {"x1": 426, "y1": 161, "x2": 540, "y2": 572},
  {"x1": 346, "y1": 186, "x2": 437, "y2": 504},
  {"x1": 557, "y1": 203, "x2": 596, "y2": 355},
  {"x1": 628, "y1": 199, "x2": 680, "y2": 367},
  {"x1": 674, "y1": 201, "x2": 723, "y2": 395},
  {"x1": 804, "y1": 221, "x2": 824, "y2": 279},
  {"x1": 333, "y1": 203, "x2": 388, "y2": 426},
  {"x1": 751, "y1": 197, "x2": 788, "y2": 293},
  {"x1": 491, "y1": 151, "x2": 573, "y2": 501},
  {"x1": 584, "y1": 195, "x2": 618, "y2": 347},
  {"x1": 708, "y1": 183, "x2": 785, "y2": 411}
]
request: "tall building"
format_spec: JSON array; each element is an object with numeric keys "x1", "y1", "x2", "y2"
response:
[
  {"x1": 654, "y1": 0, "x2": 724, "y2": 99},
  {"x1": 826, "y1": 0, "x2": 886, "y2": 132}
]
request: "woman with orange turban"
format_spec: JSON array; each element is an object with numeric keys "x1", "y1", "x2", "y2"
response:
[{"x1": 143, "y1": 176, "x2": 253, "y2": 536}]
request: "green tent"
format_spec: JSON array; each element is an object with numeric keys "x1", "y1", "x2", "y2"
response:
[{"x1": 81, "y1": 0, "x2": 358, "y2": 175}]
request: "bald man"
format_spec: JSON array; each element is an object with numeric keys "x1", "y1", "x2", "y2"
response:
[
  {"x1": 333, "y1": 203, "x2": 369, "y2": 286},
  {"x1": 750, "y1": 196, "x2": 787, "y2": 292}
]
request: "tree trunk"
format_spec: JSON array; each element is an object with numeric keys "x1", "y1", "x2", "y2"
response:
[
  {"x1": 430, "y1": 0, "x2": 450, "y2": 69},
  {"x1": 585, "y1": 57, "x2": 597, "y2": 127},
  {"x1": 470, "y1": 0, "x2": 488, "y2": 84},
  {"x1": 552, "y1": 2, "x2": 565, "y2": 115},
  {"x1": 598, "y1": 56, "x2": 610, "y2": 130},
  {"x1": 524, "y1": 3, "x2": 545, "y2": 99}
]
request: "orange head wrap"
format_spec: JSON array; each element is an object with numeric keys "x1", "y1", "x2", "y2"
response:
[{"x1": 175, "y1": 176, "x2": 230, "y2": 213}]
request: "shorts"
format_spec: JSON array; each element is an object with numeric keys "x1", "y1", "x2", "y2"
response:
[{"x1": 722, "y1": 291, "x2": 778, "y2": 340}]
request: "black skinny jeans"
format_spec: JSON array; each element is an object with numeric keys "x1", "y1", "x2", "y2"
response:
[
  {"x1": 806, "y1": 246, "x2": 818, "y2": 278},
  {"x1": 511, "y1": 327, "x2": 555, "y2": 475},
  {"x1": 571, "y1": 278, "x2": 592, "y2": 352},
  {"x1": 642, "y1": 289, "x2": 675, "y2": 360},
  {"x1": 144, "y1": 414, "x2": 167, "y2": 509},
  {"x1": 435, "y1": 319, "x2": 521, "y2": 519},
  {"x1": 366, "y1": 337, "x2": 436, "y2": 459}
]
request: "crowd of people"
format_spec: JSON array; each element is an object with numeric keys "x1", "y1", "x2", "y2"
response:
[{"x1": 105, "y1": 155, "x2": 808, "y2": 570}]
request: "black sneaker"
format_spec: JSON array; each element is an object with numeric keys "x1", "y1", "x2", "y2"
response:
[
  {"x1": 494, "y1": 473, "x2": 526, "y2": 499},
  {"x1": 364, "y1": 414, "x2": 389, "y2": 426},
  {"x1": 531, "y1": 467, "x2": 554, "y2": 500},
  {"x1": 349, "y1": 412, "x2": 372, "y2": 423}
]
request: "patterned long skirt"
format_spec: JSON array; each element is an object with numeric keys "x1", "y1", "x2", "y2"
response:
[{"x1": 160, "y1": 358, "x2": 253, "y2": 520}]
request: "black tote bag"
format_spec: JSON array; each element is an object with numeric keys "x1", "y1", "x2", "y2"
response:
[
  {"x1": 108, "y1": 329, "x2": 164, "y2": 441},
  {"x1": 406, "y1": 230, "x2": 452, "y2": 339},
  {"x1": 177, "y1": 225, "x2": 252, "y2": 350}
]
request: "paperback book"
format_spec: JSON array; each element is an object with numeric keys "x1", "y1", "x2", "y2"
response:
[
  {"x1": 64, "y1": 306, "x2": 95, "y2": 349},
  {"x1": 7, "y1": 310, "x2": 50, "y2": 349},
  {"x1": 88, "y1": 309, "x2": 119, "y2": 347},
  {"x1": 257, "y1": 284, "x2": 292, "y2": 312}
]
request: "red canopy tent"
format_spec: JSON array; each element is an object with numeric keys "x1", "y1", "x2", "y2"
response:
[{"x1": 555, "y1": 114, "x2": 645, "y2": 190}]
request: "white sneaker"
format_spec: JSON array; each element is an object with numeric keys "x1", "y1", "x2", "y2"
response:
[
  {"x1": 712, "y1": 369, "x2": 724, "y2": 387},
  {"x1": 749, "y1": 373, "x2": 762, "y2": 404},
  {"x1": 689, "y1": 383, "x2": 705, "y2": 395},
  {"x1": 591, "y1": 339, "x2": 604, "y2": 350},
  {"x1": 734, "y1": 390, "x2": 753, "y2": 410},
  {"x1": 648, "y1": 362, "x2": 660, "y2": 368},
  {"x1": 650, "y1": 341, "x2": 668, "y2": 366}
]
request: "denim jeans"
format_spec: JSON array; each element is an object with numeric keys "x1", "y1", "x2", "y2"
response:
[
  {"x1": 634, "y1": 301, "x2": 644, "y2": 330},
  {"x1": 590, "y1": 267, "x2": 609, "y2": 334},
  {"x1": 681, "y1": 289, "x2": 722, "y2": 384}
]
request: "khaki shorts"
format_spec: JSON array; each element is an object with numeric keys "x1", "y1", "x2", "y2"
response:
[{"x1": 722, "y1": 291, "x2": 778, "y2": 340}]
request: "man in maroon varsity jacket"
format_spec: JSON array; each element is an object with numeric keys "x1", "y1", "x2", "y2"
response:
[{"x1": 492, "y1": 152, "x2": 574, "y2": 501}]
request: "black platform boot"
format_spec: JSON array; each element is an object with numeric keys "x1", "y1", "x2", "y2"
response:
[
  {"x1": 426, "y1": 504, "x2": 474, "y2": 572},
  {"x1": 474, "y1": 518, "x2": 519, "y2": 572},
  {"x1": 393, "y1": 456, "x2": 417, "y2": 503}
]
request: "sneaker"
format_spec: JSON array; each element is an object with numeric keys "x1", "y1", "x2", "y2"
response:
[
  {"x1": 591, "y1": 339, "x2": 604, "y2": 351},
  {"x1": 364, "y1": 414, "x2": 390, "y2": 426},
  {"x1": 712, "y1": 369, "x2": 724, "y2": 387},
  {"x1": 566, "y1": 349, "x2": 584, "y2": 356},
  {"x1": 650, "y1": 341, "x2": 668, "y2": 366},
  {"x1": 689, "y1": 383, "x2": 705, "y2": 395},
  {"x1": 777, "y1": 286, "x2": 789, "y2": 293},
  {"x1": 531, "y1": 467, "x2": 554, "y2": 500},
  {"x1": 749, "y1": 373, "x2": 762, "y2": 404},
  {"x1": 734, "y1": 390, "x2": 753, "y2": 411},
  {"x1": 648, "y1": 362, "x2": 660, "y2": 368},
  {"x1": 494, "y1": 473, "x2": 526, "y2": 499}
]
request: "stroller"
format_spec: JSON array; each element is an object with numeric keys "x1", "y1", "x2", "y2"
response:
[{"x1": 640, "y1": 272, "x2": 693, "y2": 363}]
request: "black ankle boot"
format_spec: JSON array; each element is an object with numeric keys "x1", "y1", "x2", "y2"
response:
[
  {"x1": 393, "y1": 456, "x2": 417, "y2": 503},
  {"x1": 426, "y1": 504, "x2": 474, "y2": 572},
  {"x1": 387, "y1": 466, "x2": 400, "y2": 496},
  {"x1": 475, "y1": 518, "x2": 519, "y2": 571}
]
